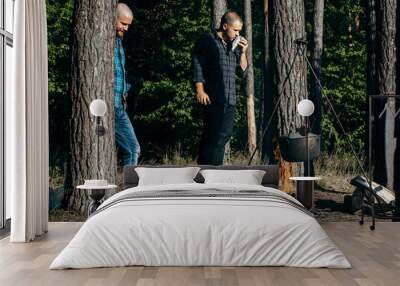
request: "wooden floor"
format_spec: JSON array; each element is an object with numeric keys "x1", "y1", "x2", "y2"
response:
[{"x1": 0, "y1": 222, "x2": 399, "y2": 286}]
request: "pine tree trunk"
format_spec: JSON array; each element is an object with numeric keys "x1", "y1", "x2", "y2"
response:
[
  {"x1": 395, "y1": 0, "x2": 400, "y2": 216},
  {"x1": 212, "y1": 0, "x2": 227, "y2": 30},
  {"x1": 366, "y1": 0, "x2": 378, "y2": 96},
  {"x1": 211, "y1": 0, "x2": 229, "y2": 163},
  {"x1": 365, "y1": 0, "x2": 377, "y2": 180},
  {"x1": 374, "y1": 0, "x2": 397, "y2": 189},
  {"x1": 223, "y1": 142, "x2": 231, "y2": 165},
  {"x1": 261, "y1": 0, "x2": 276, "y2": 164},
  {"x1": 244, "y1": 0, "x2": 257, "y2": 156},
  {"x1": 67, "y1": 0, "x2": 117, "y2": 214},
  {"x1": 272, "y1": 0, "x2": 307, "y2": 193},
  {"x1": 311, "y1": 0, "x2": 324, "y2": 135}
]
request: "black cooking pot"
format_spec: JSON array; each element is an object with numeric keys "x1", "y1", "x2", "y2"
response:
[{"x1": 278, "y1": 132, "x2": 321, "y2": 162}]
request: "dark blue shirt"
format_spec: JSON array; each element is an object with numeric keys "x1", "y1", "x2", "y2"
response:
[{"x1": 192, "y1": 31, "x2": 247, "y2": 106}]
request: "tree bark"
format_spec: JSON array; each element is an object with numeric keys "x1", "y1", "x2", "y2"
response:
[
  {"x1": 67, "y1": 0, "x2": 117, "y2": 214},
  {"x1": 395, "y1": 0, "x2": 400, "y2": 217},
  {"x1": 365, "y1": 0, "x2": 378, "y2": 180},
  {"x1": 310, "y1": 0, "x2": 324, "y2": 135},
  {"x1": 374, "y1": 0, "x2": 397, "y2": 190},
  {"x1": 366, "y1": 0, "x2": 378, "y2": 98},
  {"x1": 261, "y1": 0, "x2": 276, "y2": 164},
  {"x1": 223, "y1": 142, "x2": 231, "y2": 165},
  {"x1": 272, "y1": 0, "x2": 307, "y2": 193},
  {"x1": 211, "y1": 0, "x2": 229, "y2": 163},
  {"x1": 244, "y1": 0, "x2": 257, "y2": 156},
  {"x1": 212, "y1": 0, "x2": 227, "y2": 30}
]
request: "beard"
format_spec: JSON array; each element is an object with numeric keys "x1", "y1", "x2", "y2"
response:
[
  {"x1": 223, "y1": 31, "x2": 235, "y2": 42},
  {"x1": 117, "y1": 30, "x2": 124, "y2": 38}
]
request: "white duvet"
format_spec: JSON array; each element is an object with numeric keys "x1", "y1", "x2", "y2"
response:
[{"x1": 50, "y1": 183, "x2": 351, "y2": 269}]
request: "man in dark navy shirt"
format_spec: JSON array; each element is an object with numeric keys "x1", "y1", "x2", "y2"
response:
[{"x1": 193, "y1": 11, "x2": 248, "y2": 165}]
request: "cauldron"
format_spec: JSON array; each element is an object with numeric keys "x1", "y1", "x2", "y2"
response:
[{"x1": 278, "y1": 132, "x2": 321, "y2": 162}]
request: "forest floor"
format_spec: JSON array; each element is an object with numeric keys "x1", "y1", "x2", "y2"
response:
[
  {"x1": 49, "y1": 173, "x2": 374, "y2": 223},
  {"x1": 313, "y1": 185, "x2": 362, "y2": 222},
  {"x1": 49, "y1": 188, "x2": 366, "y2": 223},
  {"x1": 49, "y1": 153, "x2": 386, "y2": 223}
]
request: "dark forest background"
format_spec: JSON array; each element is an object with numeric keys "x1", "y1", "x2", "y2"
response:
[{"x1": 47, "y1": 0, "x2": 366, "y2": 170}]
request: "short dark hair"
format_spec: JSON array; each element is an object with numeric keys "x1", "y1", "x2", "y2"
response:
[{"x1": 218, "y1": 11, "x2": 243, "y2": 31}]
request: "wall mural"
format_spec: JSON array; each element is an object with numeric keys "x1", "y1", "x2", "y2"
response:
[{"x1": 46, "y1": 0, "x2": 399, "y2": 221}]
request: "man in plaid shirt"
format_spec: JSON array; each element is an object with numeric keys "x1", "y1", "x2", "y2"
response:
[
  {"x1": 193, "y1": 11, "x2": 248, "y2": 165},
  {"x1": 114, "y1": 3, "x2": 140, "y2": 166}
]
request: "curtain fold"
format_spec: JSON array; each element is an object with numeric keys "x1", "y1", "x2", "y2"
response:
[{"x1": 8, "y1": 0, "x2": 49, "y2": 242}]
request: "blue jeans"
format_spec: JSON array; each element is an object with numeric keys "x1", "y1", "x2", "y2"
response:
[{"x1": 115, "y1": 103, "x2": 140, "y2": 166}]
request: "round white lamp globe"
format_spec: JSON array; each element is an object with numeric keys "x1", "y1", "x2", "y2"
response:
[
  {"x1": 297, "y1": 99, "x2": 315, "y2": 117},
  {"x1": 89, "y1": 99, "x2": 107, "y2": 117}
]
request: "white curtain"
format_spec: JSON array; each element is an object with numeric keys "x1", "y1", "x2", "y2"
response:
[{"x1": 7, "y1": 0, "x2": 49, "y2": 242}]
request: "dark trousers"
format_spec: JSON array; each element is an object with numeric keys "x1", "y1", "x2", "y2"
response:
[{"x1": 197, "y1": 104, "x2": 235, "y2": 165}]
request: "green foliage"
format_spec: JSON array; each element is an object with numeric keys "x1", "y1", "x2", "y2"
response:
[
  {"x1": 123, "y1": 0, "x2": 211, "y2": 161},
  {"x1": 47, "y1": 0, "x2": 73, "y2": 167},
  {"x1": 306, "y1": 0, "x2": 367, "y2": 154}
]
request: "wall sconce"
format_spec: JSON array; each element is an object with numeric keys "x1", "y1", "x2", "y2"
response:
[
  {"x1": 297, "y1": 99, "x2": 315, "y2": 176},
  {"x1": 278, "y1": 99, "x2": 321, "y2": 176},
  {"x1": 89, "y1": 99, "x2": 107, "y2": 171}
]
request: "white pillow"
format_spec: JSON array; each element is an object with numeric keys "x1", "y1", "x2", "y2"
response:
[
  {"x1": 135, "y1": 167, "x2": 201, "y2": 186},
  {"x1": 200, "y1": 169, "x2": 266, "y2": 185}
]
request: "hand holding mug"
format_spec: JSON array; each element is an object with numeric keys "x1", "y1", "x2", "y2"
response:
[{"x1": 237, "y1": 37, "x2": 248, "y2": 53}]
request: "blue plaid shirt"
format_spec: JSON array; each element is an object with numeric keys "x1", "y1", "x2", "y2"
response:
[{"x1": 114, "y1": 37, "x2": 131, "y2": 107}]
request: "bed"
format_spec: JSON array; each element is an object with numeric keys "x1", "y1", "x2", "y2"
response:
[{"x1": 50, "y1": 165, "x2": 351, "y2": 269}]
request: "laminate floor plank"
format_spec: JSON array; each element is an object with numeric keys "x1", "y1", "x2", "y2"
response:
[{"x1": 0, "y1": 222, "x2": 399, "y2": 286}]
